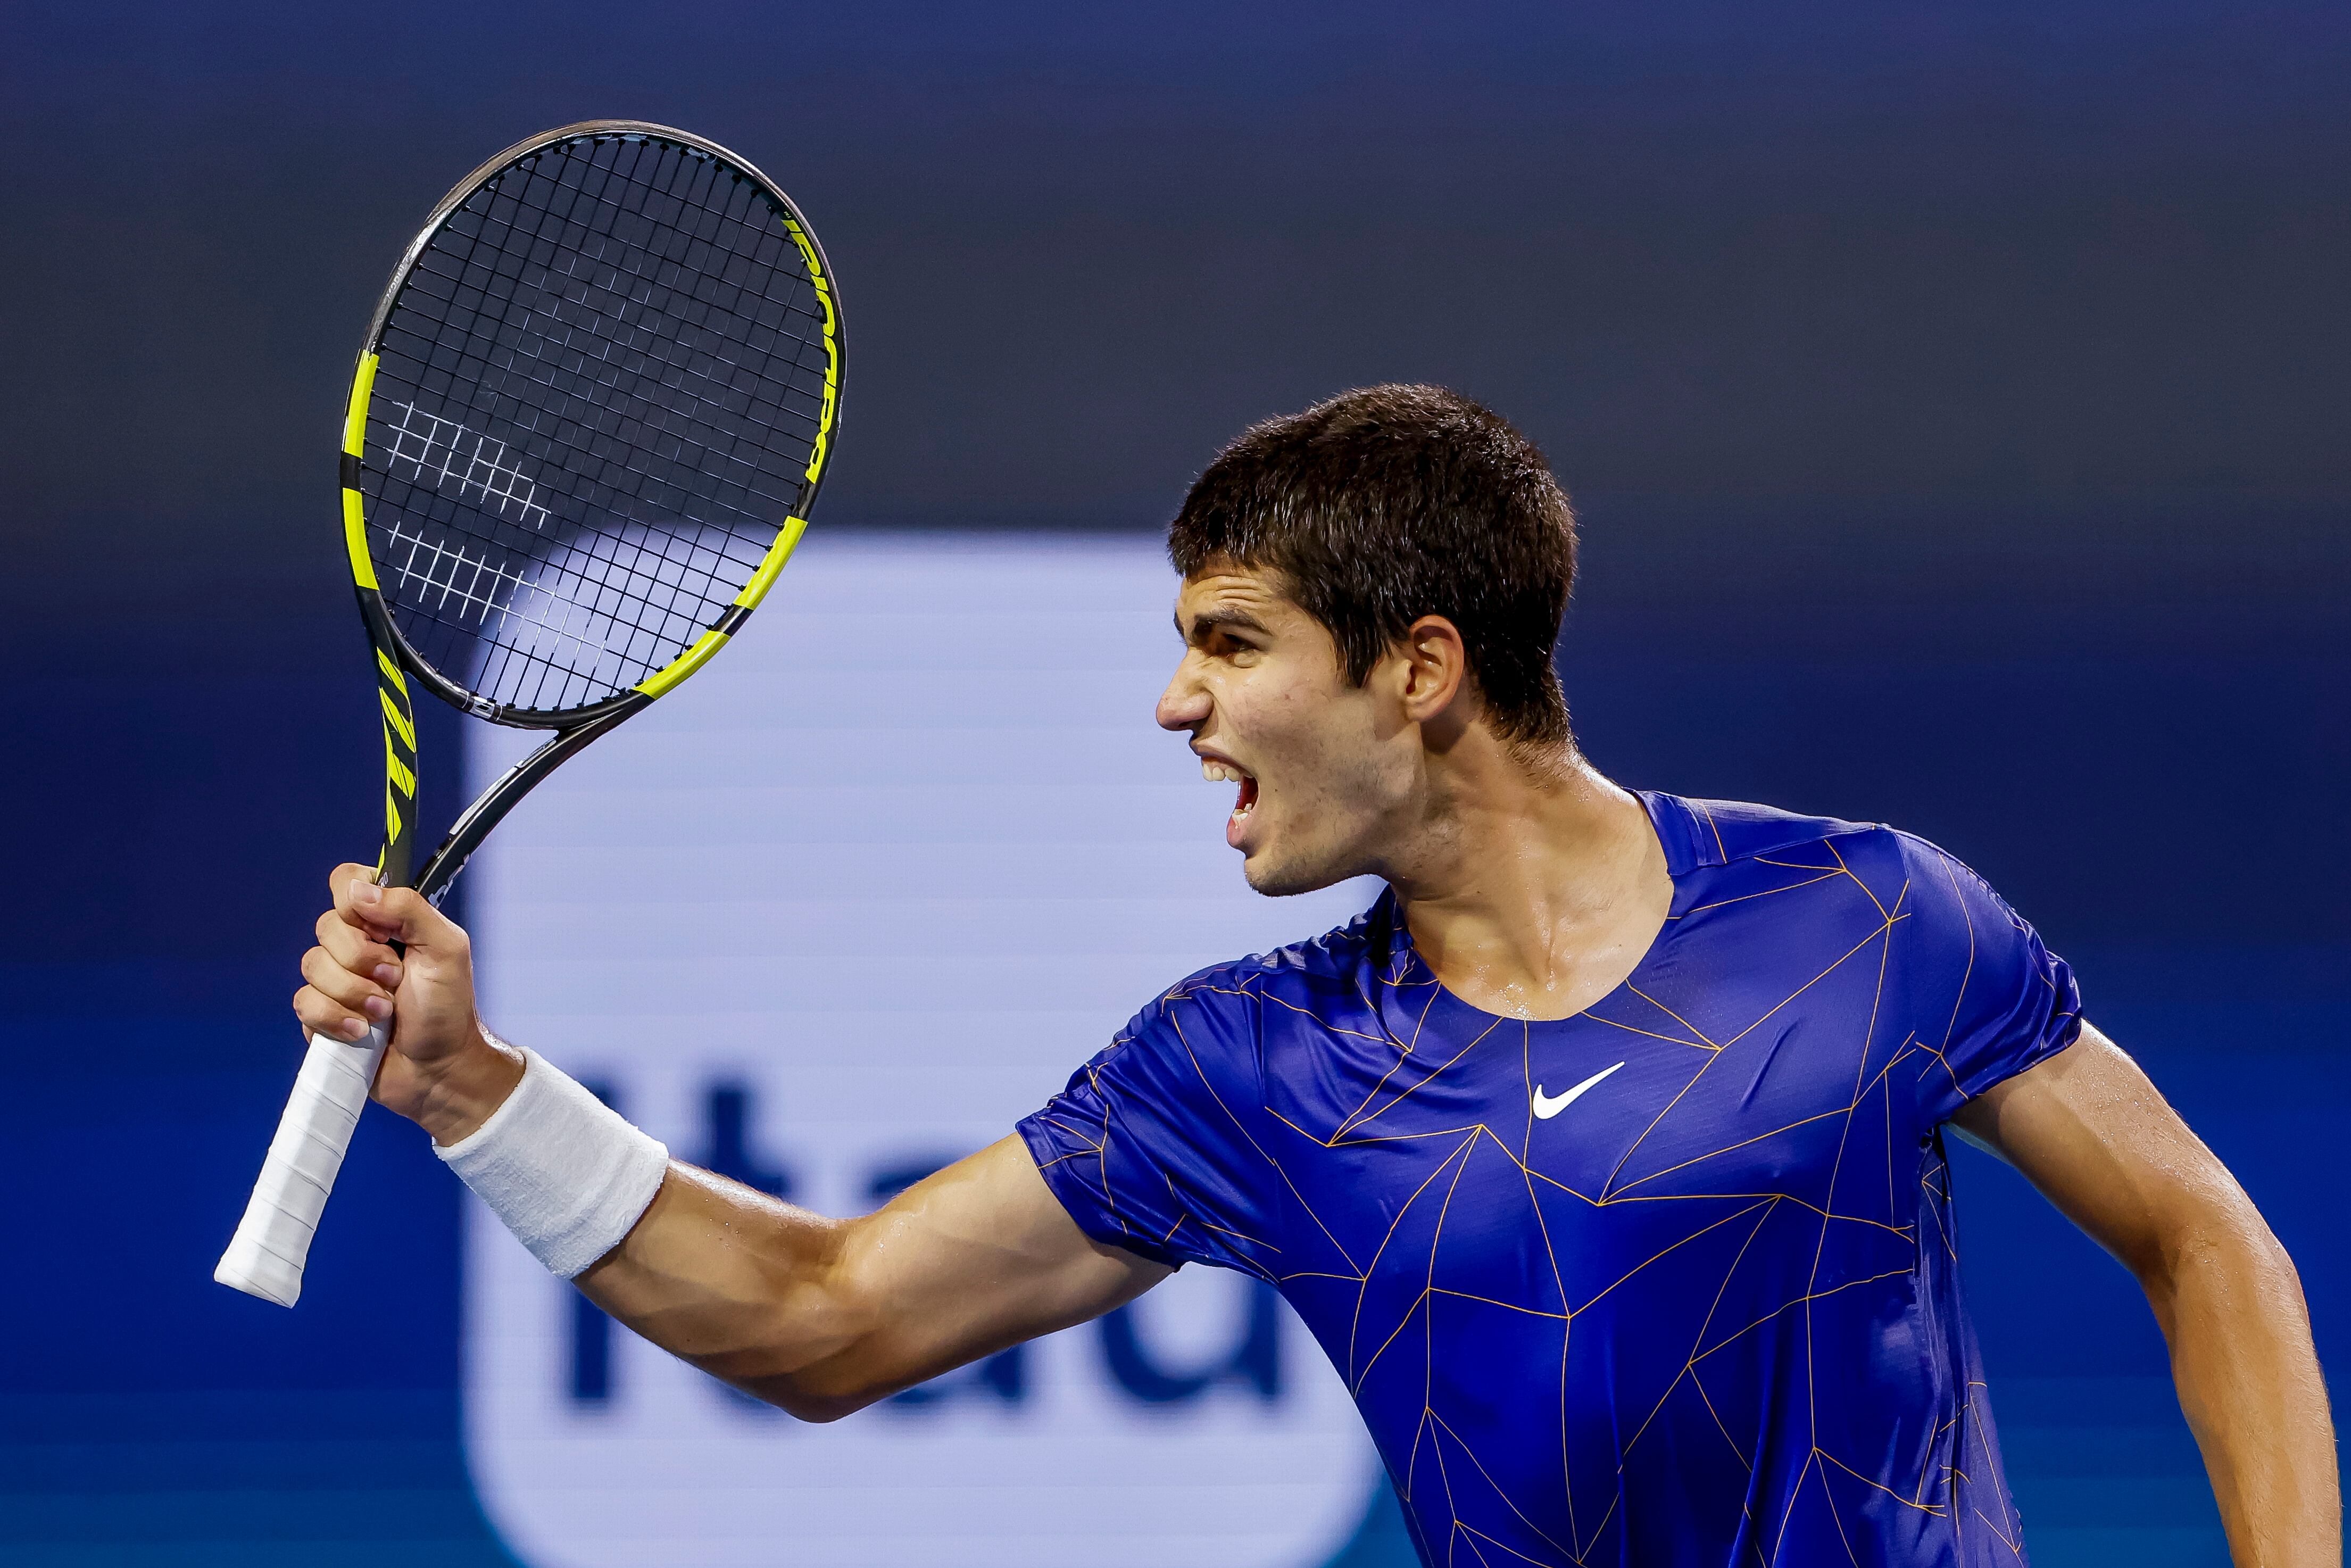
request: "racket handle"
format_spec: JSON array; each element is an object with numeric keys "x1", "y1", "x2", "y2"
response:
[{"x1": 214, "y1": 1024, "x2": 389, "y2": 1306}]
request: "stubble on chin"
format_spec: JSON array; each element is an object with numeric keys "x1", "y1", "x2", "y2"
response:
[
  {"x1": 1239, "y1": 821, "x2": 1361, "y2": 900},
  {"x1": 1241, "y1": 761, "x2": 1401, "y2": 893},
  {"x1": 1241, "y1": 853, "x2": 1320, "y2": 899}
]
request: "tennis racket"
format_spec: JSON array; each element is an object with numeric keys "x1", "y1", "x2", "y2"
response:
[{"x1": 215, "y1": 120, "x2": 844, "y2": 1307}]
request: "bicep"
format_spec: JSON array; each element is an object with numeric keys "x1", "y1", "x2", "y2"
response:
[
  {"x1": 833, "y1": 1135, "x2": 1170, "y2": 1387},
  {"x1": 1948, "y1": 1021, "x2": 2257, "y2": 1281}
]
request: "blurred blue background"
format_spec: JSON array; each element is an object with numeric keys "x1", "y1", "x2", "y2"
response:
[{"x1": 2, "y1": 3, "x2": 2344, "y2": 1564}]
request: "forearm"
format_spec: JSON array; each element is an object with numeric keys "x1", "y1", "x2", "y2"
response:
[
  {"x1": 2143, "y1": 1224, "x2": 2339, "y2": 1565},
  {"x1": 574, "y1": 1163, "x2": 886, "y2": 1420},
  {"x1": 1955, "y1": 1030, "x2": 2341, "y2": 1563},
  {"x1": 414, "y1": 1036, "x2": 1159, "y2": 1418},
  {"x1": 584, "y1": 1134, "x2": 1164, "y2": 1417},
  {"x1": 409, "y1": 1038, "x2": 891, "y2": 1415}
]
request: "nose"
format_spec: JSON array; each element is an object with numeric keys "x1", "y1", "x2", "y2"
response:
[{"x1": 1156, "y1": 654, "x2": 1211, "y2": 733}]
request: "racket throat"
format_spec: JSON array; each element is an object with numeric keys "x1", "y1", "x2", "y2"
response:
[{"x1": 413, "y1": 702, "x2": 642, "y2": 903}]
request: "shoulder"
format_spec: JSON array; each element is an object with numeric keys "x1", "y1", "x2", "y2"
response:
[
  {"x1": 1645, "y1": 791, "x2": 1882, "y2": 872},
  {"x1": 1126, "y1": 900, "x2": 1390, "y2": 1047},
  {"x1": 1056, "y1": 902, "x2": 1388, "y2": 1133},
  {"x1": 1647, "y1": 792, "x2": 1909, "y2": 906},
  {"x1": 1644, "y1": 791, "x2": 2013, "y2": 930}
]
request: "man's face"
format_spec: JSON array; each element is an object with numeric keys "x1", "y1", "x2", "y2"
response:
[{"x1": 1156, "y1": 563, "x2": 1418, "y2": 896}]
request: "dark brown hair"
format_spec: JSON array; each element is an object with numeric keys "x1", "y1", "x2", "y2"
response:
[{"x1": 1167, "y1": 384, "x2": 1577, "y2": 748}]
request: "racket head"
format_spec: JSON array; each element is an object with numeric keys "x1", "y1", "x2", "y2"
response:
[{"x1": 339, "y1": 121, "x2": 843, "y2": 727}]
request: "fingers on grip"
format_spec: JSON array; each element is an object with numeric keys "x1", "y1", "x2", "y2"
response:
[
  {"x1": 314, "y1": 909, "x2": 401, "y2": 982},
  {"x1": 299, "y1": 859, "x2": 475, "y2": 1044},
  {"x1": 300, "y1": 945, "x2": 392, "y2": 1017},
  {"x1": 294, "y1": 983, "x2": 375, "y2": 1042}
]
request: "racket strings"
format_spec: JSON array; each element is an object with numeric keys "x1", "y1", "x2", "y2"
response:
[
  {"x1": 388, "y1": 154, "x2": 761, "y2": 706},
  {"x1": 431, "y1": 141, "x2": 823, "y2": 504},
  {"x1": 419, "y1": 144, "x2": 759, "y2": 707},
  {"x1": 379, "y1": 139, "x2": 816, "y2": 706},
  {"x1": 418, "y1": 151, "x2": 827, "y2": 492},
  {"x1": 484, "y1": 142, "x2": 834, "y2": 508},
  {"x1": 361, "y1": 132, "x2": 834, "y2": 714}
]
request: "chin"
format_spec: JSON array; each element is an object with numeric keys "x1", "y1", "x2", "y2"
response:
[{"x1": 1239, "y1": 840, "x2": 1354, "y2": 900}]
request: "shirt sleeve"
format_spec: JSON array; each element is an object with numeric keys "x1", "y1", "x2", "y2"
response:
[
  {"x1": 1015, "y1": 970, "x2": 1280, "y2": 1279},
  {"x1": 1899, "y1": 832, "x2": 2085, "y2": 1126}
]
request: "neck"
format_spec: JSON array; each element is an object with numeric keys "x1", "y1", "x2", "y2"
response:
[{"x1": 1382, "y1": 741, "x2": 1674, "y2": 1021}]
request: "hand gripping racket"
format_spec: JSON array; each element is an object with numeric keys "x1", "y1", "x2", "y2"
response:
[{"x1": 215, "y1": 121, "x2": 844, "y2": 1306}]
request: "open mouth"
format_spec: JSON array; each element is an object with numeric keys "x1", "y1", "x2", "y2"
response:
[{"x1": 1201, "y1": 757, "x2": 1259, "y2": 822}]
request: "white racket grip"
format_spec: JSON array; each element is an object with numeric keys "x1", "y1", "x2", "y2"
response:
[{"x1": 214, "y1": 1024, "x2": 389, "y2": 1306}]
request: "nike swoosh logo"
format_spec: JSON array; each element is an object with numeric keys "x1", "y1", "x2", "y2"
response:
[{"x1": 1532, "y1": 1061, "x2": 1626, "y2": 1120}]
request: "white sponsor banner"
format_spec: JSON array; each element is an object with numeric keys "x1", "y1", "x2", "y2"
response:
[{"x1": 462, "y1": 531, "x2": 1384, "y2": 1568}]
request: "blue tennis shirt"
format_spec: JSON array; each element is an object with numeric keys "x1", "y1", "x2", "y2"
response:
[{"x1": 1018, "y1": 793, "x2": 2083, "y2": 1566}]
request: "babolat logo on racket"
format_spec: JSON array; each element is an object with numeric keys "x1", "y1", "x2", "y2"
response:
[
  {"x1": 378, "y1": 402, "x2": 553, "y2": 530},
  {"x1": 217, "y1": 119, "x2": 844, "y2": 1311}
]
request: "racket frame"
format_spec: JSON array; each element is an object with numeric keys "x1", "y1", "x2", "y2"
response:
[
  {"x1": 341, "y1": 119, "x2": 843, "y2": 902},
  {"x1": 217, "y1": 121, "x2": 842, "y2": 1306}
]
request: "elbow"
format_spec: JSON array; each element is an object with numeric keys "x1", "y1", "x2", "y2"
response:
[
  {"x1": 674, "y1": 1354, "x2": 878, "y2": 1423},
  {"x1": 739, "y1": 1356, "x2": 907, "y2": 1423},
  {"x1": 752, "y1": 1343, "x2": 899, "y2": 1423},
  {"x1": 723, "y1": 1282, "x2": 906, "y2": 1423},
  {"x1": 750, "y1": 1382, "x2": 878, "y2": 1424},
  {"x1": 2132, "y1": 1194, "x2": 2298, "y2": 1304},
  {"x1": 685, "y1": 1210, "x2": 932, "y2": 1422},
  {"x1": 706, "y1": 1347, "x2": 892, "y2": 1422}
]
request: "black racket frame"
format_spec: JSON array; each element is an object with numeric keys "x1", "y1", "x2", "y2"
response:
[{"x1": 340, "y1": 120, "x2": 844, "y2": 901}]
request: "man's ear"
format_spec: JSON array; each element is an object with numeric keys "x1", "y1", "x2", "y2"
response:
[{"x1": 1395, "y1": 615, "x2": 1469, "y2": 725}]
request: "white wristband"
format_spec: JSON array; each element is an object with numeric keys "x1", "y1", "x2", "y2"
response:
[{"x1": 435, "y1": 1049, "x2": 670, "y2": 1279}]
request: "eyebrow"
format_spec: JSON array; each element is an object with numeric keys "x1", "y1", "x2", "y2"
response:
[{"x1": 1177, "y1": 605, "x2": 1272, "y2": 642}]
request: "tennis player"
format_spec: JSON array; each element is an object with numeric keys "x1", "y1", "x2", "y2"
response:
[{"x1": 296, "y1": 386, "x2": 2337, "y2": 1564}]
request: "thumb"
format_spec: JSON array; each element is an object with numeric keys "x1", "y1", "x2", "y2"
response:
[{"x1": 333, "y1": 871, "x2": 460, "y2": 954}]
